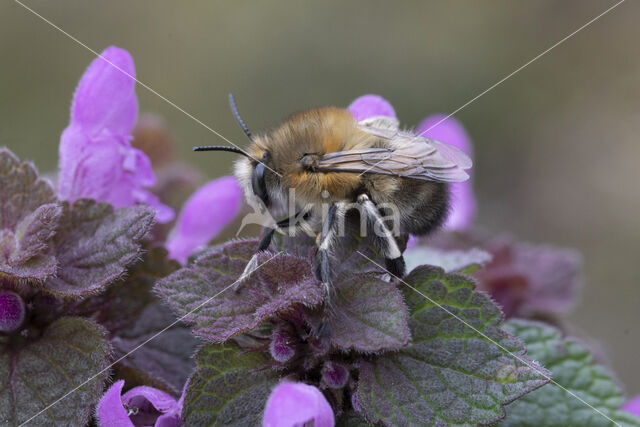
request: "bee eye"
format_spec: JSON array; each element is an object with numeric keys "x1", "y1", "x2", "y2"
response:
[{"x1": 252, "y1": 162, "x2": 269, "y2": 207}]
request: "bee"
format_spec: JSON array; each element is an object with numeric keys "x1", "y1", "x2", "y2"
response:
[{"x1": 195, "y1": 94, "x2": 471, "y2": 311}]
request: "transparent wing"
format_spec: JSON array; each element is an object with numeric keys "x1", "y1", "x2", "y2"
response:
[{"x1": 315, "y1": 117, "x2": 472, "y2": 182}]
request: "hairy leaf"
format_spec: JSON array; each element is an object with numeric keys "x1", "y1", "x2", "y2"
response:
[
  {"x1": 44, "y1": 200, "x2": 154, "y2": 297},
  {"x1": 155, "y1": 240, "x2": 323, "y2": 342},
  {"x1": 357, "y1": 266, "x2": 548, "y2": 426},
  {"x1": 0, "y1": 205, "x2": 61, "y2": 281},
  {"x1": 183, "y1": 343, "x2": 279, "y2": 426},
  {"x1": 337, "y1": 412, "x2": 370, "y2": 427},
  {"x1": 72, "y1": 246, "x2": 178, "y2": 333},
  {"x1": 317, "y1": 271, "x2": 410, "y2": 352},
  {"x1": 112, "y1": 302, "x2": 198, "y2": 395},
  {"x1": 0, "y1": 149, "x2": 56, "y2": 231},
  {"x1": 404, "y1": 246, "x2": 491, "y2": 275},
  {"x1": 501, "y1": 320, "x2": 640, "y2": 426},
  {"x1": 475, "y1": 238, "x2": 582, "y2": 318},
  {"x1": 0, "y1": 150, "x2": 60, "y2": 282},
  {"x1": 0, "y1": 317, "x2": 111, "y2": 426}
]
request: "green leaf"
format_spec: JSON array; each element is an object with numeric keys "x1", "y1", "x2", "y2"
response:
[
  {"x1": 501, "y1": 319, "x2": 640, "y2": 427},
  {"x1": 183, "y1": 343, "x2": 280, "y2": 426},
  {"x1": 44, "y1": 199, "x2": 154, "y2": 297},
  {"x1": 357, "y1": 266, "x2": 548, "y2": 426},
  {"x1": 0, "y1": 317, "x2": 111, "y2": 426}
]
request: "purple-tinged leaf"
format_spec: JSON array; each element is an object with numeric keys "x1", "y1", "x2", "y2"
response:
[
  {"x1": 357, "y1": 266, "x2": 548, "y2": 426},
  {"x1": 0, "y1": 204, "x2": 62, "y2": 282},
  {"x1": 71, "y1": 246, "x2": 178, "y2": 334},
  {"x1": 183, "y1": 343, "x2": 279, "y2": 426},
  {"x1": 0, "y1": 149, "x2": 56, "y2": 231},
  {"x1": 112, "y1": 302, "x2": 198, "y2": 396},
  {"x1": 44, "y1": 199, "x2": 154, "y2": 297},
  {"x1": 501, "y1": 320, "x2": 640, "y2": 427},
  {"x1": 313, "y1": 272, "x2": 410, "y2": 353},
  {"x1": 428, "y1": 232, "x2": 583, "y2": 318},
  {"x1": 0, "y1": 150, "x2": 60, "y2": 282},
  {"x1": 475, "y1": 237, "x2": 582, "y2": 318},
  {"x1": 0, "y1": 317, "x2": 111, "y2": 426},
  {"x1": 155, "y1": 240, "x2": 323, "y2": 342},
  {"x1": 12, "y1": 203, "x2": 62, "y2": 262}
]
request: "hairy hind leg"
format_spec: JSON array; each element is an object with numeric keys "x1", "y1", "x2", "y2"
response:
[{"x1": 357, "y1": 194, "x2": 406, "y2": 279}]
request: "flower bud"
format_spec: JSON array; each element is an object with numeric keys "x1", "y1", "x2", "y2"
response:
[
  {"x1": 0, "y1": 291, "x2": 25, "y2": 333},
  {"x1": 321, "y1": 361, "x2": 349, "y2": 389},
  {"x1": 269, "y1": 328, "x2": 296, "y2": 363}
]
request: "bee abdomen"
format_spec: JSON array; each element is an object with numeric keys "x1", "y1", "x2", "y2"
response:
[{"x1": 398, "y1": 181, "x2": 449, "y2": 236}]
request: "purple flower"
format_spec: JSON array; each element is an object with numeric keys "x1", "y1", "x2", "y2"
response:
[
  {"x1": 0, "y1": 291, "x2": 25, "y2": 333},
  {"x1": 622, "y1": 396, "x2": 640, "y2": 417},
  {"x1": 165, "y1": 177, "x2": 243, "y2": 264},
  {"x1": 348, "y1": 95, "x2": 476, "y2": 232},
  {"x1": 263, "y1": 382, "x2": 334, "y2": 427},
  {"x1": 58, "y1": 46, "x2": 174, "y2": 223},
  {"x1": 348, "y1": 94, "x2": 396, "y2": 120},
  {"x1": 417, "y1": 115, "x2": 475, "y2": 230},
  {"x1": 97, "y1": 380, "x2": 183, "y2": 427}
]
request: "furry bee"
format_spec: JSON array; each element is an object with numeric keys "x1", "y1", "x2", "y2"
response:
[{"x1": 195, "y1": 95, "x2": 471, "y2": 304}]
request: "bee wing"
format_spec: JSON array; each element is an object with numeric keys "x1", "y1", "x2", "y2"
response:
[{"x1": 315, "y1": 118, "x2": 472, "y2": 182}]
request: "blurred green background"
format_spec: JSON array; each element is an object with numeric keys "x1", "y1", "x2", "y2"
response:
[{"x1": 2, "y1": 0, "x2": 639, "y2": 394}]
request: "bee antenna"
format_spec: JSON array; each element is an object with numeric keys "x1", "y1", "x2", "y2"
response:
[
  {"x1": 229, "y1": 93, "x2": 254, "y2": 142},
  {"x1": 192, "y1": 145, "x2": 250, "y2": 157}
]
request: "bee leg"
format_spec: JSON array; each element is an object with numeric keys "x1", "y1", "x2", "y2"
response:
[
  {"x1": 357, "y1": 194, "x2": 406, "y2": 280},
  {"x1": 313, "y1": 203, "x2": 342, "y2": 338},
  {"x1": 236, "y1": 211, "x2": 308, "y2": 291}
]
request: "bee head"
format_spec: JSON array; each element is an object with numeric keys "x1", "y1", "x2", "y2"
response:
[{"x1": 193, "y1": 94, "x2": 283, "y2": 212}]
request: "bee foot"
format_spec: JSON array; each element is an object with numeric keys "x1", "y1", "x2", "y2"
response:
[
  {"x1": 235, "y1": 253, "x2": 259, "y2": 292},
  {"x1": 312, "y1": 319, "x2": 332, "y2": 340}
]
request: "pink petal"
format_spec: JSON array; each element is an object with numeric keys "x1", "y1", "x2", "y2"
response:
[
  {"x1": 59, "y1": 127, "x2": 126, "y2": 203},
  {"x1": 166, "y1": 177, "x2": 242, "y2": 264},
  {"x1": 72, "y1": 46, "x2": 138, "y2": 137},
  {"x1": 58, "y1": 47, "x2": 175, "y2": 224},
  {"x1": 134, "y1": 189, "x2": 175, "y2": 223},
  {"x1": 622, "y1": 396, "x2": 640, "y2": 417},
  {"x1": 417, "y1": 114, "x2": 472, "y2": 154},
  {"x1": 122, "y1": 386, "x2": 178, "y2": 414},
  {"x1": 417, "y1": 114, "x2": 476, "y2": 230},
  {"x1": 97, "y1": 380, "x2": 134, "y2": 427},
  {"x1": 263, "y1": 382, "x2": 334, "y2": 427},
  {"x1": 347, "y1": 94, "x2": 396, "y2": 121}
]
